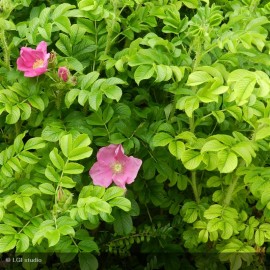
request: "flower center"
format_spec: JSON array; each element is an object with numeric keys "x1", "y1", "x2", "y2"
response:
[
  {"x1": 33, "y1": 59, "x2": 44, "y2": 69},
  {"x1": 112, "y1": 162, "x2": 123, "y2": 174}
]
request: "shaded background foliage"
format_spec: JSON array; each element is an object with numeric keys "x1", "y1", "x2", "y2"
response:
[{"x1": 1, "y1": 0, "x2": 270, "y2": 269}]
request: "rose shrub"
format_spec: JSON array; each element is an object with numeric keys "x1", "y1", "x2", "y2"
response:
[{"x1": 1, "y1": 0, "x2": 270, "y2": 269}]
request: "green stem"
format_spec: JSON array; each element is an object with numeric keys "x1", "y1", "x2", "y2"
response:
[
  {"x1": 189, "y1": 116, "x2": 200, "y2": 203},
  {"x1": 0, "y1": 30, "x2": 10, "y2": 70},
  {"x1": 191, "y1": 171, "x2": 200, "y2": 203},
  {"x1": 223, "y1": 161, "x2": 245, "y2": 206},
  {"x1": 223, "y1": 175, "x2": 239, "y2": 207},
  {"x1": 97, "y1": 0, "x2": 118, "y2": 72}
]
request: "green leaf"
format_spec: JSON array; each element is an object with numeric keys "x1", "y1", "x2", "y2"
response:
[
  {"x1": 6, "y1": 105, "x2": 20, "y2": 124},
  {"x1": 45, "y1": 166, "x2": 60, "y2": 182},
  {"x1": 134, "y1": 65, "x2": 154, "y2": 85},
  {"x1": 16, "y1": 234, "x2": 29, "y2": 253},
  {"x1": 79, "y1": 253, "x2": 98, "y2": 270},
  {"x1": 60, "y1": 134, "x2": 73, "y2": 158},
  {"x1": 18, "y1": 150, "x2": 39, "y2": 164},
  {"x1": 186, "y1": 71, "x2": 212, "y2": 86},
  {"x1": 58, "y1": 225, "x2": 75, "y2": 236},
  {"x1": 255, "y1": 229, "x2": 264, "y2": 246},
  {"x1": 24, "y1": 137, "x2": 46, "y2": 150},
  {"x1": 218, "y1": 150, "x2": 238, "y2": 173},
  {"x1": 113, "y1": 210, "x2": 133, "y2": 235},
  {"x1": 63, "y1": 162, "x2": 84, "y2": 174},
  {"x1": 204, "y1": 204, "x2": 223, "y2": 219},
  {"x1": 103, "y1": 186, "x2": 125, "y2": 201},
  {"x1": 54, "y1": 16, "x2": 71, "y2": 33},
  {"x1": 0, "y1": 224, "x2": 17, "y2": 234},
  {"x1": 70, "y1": 24, "x2": 86, "y2": 45},
  {"x1": 168, "y1": 140, "x2": 185, "y2": 159},
  {"x1": 152, "y1": 132, "x2": 173, "y2": 147},
  {"x1": 109, "y1": 197, "x2": 131, "y2": 212},
  {"x1": 177, "y1": 175, "x2": 188, "y2": 190},
  {"x1": 181, "y1": 150, "x2": 202, "y2": 170},
  {"x1": 0, "y1": 235, "x2": 17, "y2": 253},
  {"x1": 15, "y1": 196, "x2": 32, "y2": 212},
  {"x1": 28, "y1": 95, "x2": 45, "y2": 111},
  {"x1": 68, "y1": 147, "x2": 93, "y2": 161},
  {"x1": 255, "y1": 127, "x2": 270, "y2": 141},
  {"x1": 88, "y1": 199, "x2": 112, "y2": 214},
  {"x1": 2, "y1": 214, "x2": 23, "y2": 227},
  {"x1": 39, "y1": 183, "x2": 55, "y2": 195},
  {"x1": 81, "y1": 72, "x2": 100, "y2": 90},
  {"x1": 45, "y1": 230, "x2": 60, "y2": 247},
  {"x1": 103, "y1": 85, "x2": 122, "y2": 101},
  {"x1": 73, "y1": 134, "x2": 91, "y2": 148},
  {"x1": 56, "y1": 33, "x2": 72, "y2": 56},
  {"x1": 49, "y1": 148, "x2": 65, "y2": 170},
  {"x1": 212, "y1": 111, "x2": 225, "y2": 123},
  {"x1": 78, "y1": 239, "x2": 99, "y2": 252},
  {"x1": 206, "y1": 176, "x2": 221, "y2": 187},
  {"x1": 201, "y1": 140, "x2": 227, "y2": 153},
  {"x1": 61, "y1": 176, "x2": 76, "y2": 188}
]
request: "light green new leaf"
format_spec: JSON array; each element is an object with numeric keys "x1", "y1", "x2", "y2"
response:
[
  {"x1": 152, "y1": 132, "x2": 173, "y2": 147},
  {"x1": 45, "y1": 166, "x2": 60, "y2": 182},
  {"x1": 39, "y1": 183, "x2": 55, "y2": 195},
  {"x1": 61, "y1": 176, "x2": 76, "y2": 188},
  {"x1": 45, "y1": 230, "x2": 60, "y2": 247},
  {"x1": 18, "y1": 150, "x2": 39, "y2": 164},
  {"x1": 231, "y1": 142, "x2": 255, "y2": 166},
  {"x1": 6, "y1": 105, "x2": 20, "y2": 124},
  {"x1": 0, "y1": 224, "x2": 17, "y2": 234},
  {"x1": 73, "y1": 134, "x2": 91, "y2": 148},
  {"x1": 186, "y1": 71, "x2": 212, "y2": 86},
  {"x1": 255, "y1": 127, "x2": 270, "y2": 141},
  {"x1": 168, "y1": 140, "x2": 185, "y2": 159},
  {"x1": 109, "y1": 197, "x2": 131, "y2": 212},
  {"x1": 60, "y1": 134, "x2": 73, "y2": 158},
  {"x1": 24, "y1": 137, "x2": 46, "y2": 150},
  {"x1": 181, "y1": 150, "x2": 202, "y2": 170},
  {"x1": 49, "y1": 148, "x2": 65, "y2": 170},
  {"x1": 28, "y1": 95, "x2": 45, "y2": 111},
  {"x1": 204, "y1": 204, "x2": 223, "y2": 219},
  {"x1": 134, "y1": 65, "x2": 154, "y2": 85},
  {"x1": 16, "y1": 234, "x2": 29, "y2": 253},
  {"x1": 103, "y1": 186, "x2": 125, "y2": 201},
  {"x1": 103, "y1": 85, "x2": 122, "y2": 101},
  {"x1": 201, "y1": 140, "x2": 227, "y2": 153},
  {"x1": 0, "y1": 235, "x2": 17, "y2": 253},
  {"x1": 63, "y1": 163, "x2": 84, "y2": 174},
  {"x1": 15, "y1": 196, "x2": 32, "y2": 212},
  {"x1": 68, "y1": 147, "x2": 93, "y2": 161},
  {"x1": 255, "y1": 229, "x2": 264, "y2": 246},
  {"x1": 218, "y1": 150, "x2": 238, "y2": 173},
  {"x1": 185, "y1": 96, "x2": 200, "y2": 117},
  {"x1": 220, "y1": 221, "x2": 234, "y2": 239}
]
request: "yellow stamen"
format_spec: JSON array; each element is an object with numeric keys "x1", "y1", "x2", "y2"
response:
[
  {"x1": 33, "y1": 59, "x2": 44, "y2": 69},
  {"x1": 112, "y1": 162, "x2": 123, "y2": 174}
]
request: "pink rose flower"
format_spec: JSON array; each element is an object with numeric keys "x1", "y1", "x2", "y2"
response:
[
  {"x1": 17, "y1": 41, "x2": 50, "y2": 77},
  {"x1": 89, "y1": 144, "x2": 142, "y2": 189},
  {"x1": 58, "y1": 66, "x2": 69, "y2": 82}
]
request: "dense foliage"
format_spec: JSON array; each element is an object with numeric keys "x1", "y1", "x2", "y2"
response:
[{"x1": 1, "y1": 0, "x2": 270, "y2": 269}]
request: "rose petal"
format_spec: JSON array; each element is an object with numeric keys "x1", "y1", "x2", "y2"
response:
[
  {"x1": 97, "y1": 144, "x2": 120, "y2": 164},
  {"x1": 89, "y1": 161, "x2": 113, "y2": 188}
]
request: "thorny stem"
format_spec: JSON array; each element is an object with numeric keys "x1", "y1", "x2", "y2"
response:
[
  {"x1": 189, "y1": 36, "x2": 203, "y2": 204},
  {"x1": 0, "y1": 30, "x2": 11, "y2": 70},
  {"x1": 97, "y1": 0, "x2": 118, "y2": 72}
]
